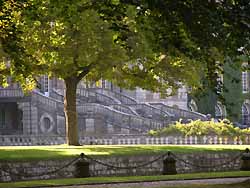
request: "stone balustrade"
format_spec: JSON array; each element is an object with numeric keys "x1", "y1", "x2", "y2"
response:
[
  {"x1": 0, "y1": 135, "x2": 65, "y2": 146},
  {"x1": 110, "y1": 104, "x2": 139, "y2": 116},
  {"x1": 32, "y1": 91, "x2": 58, "y2": 109},
  {"x1": 91, "y1": 88, "x2": 137, "y2": 104},
  {"x1": 150, "y1": 103, "x2": 207, "y2": 120},
  {"x1": 0, "y1": 89, "x2": 24, "y2": 98},
  {"x1": 0, "y1": 134, "x2": 249, "y2": 146},
  {"x1": 76, "y1": 88, "x2": 120, "y2": 105},
  {"x1": 50, "y1": 89, "x2": 64, "y2": 101},
  {"x1": 77, "y1": 103, "x2": 163, "y2": 132},
  {"x1": 31, "y1": 91, "x2": 64, "y2": 111},
  {"x1": 128, "y1": 103, "x2": 172, "y2": 120},
  {"x1": 80, "y1": 135, "x2": 250, "y2": 145}
]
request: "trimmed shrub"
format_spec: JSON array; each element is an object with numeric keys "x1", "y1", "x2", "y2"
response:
[{"x1": 152, "y1": 119, "x2": 250, "y2": 138}]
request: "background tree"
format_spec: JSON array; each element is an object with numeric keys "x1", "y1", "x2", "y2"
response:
[
  {"x1": 1, "y1": 0, "x2": 249, "y2": 145},
  {"x1": 222, "y1": 58, "x2": 243, "y2": 122}
]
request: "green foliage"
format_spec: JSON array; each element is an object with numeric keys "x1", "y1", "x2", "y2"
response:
[
  {"x1": 191, "y1": 88, "x2": 217, "y2": 117},
  {"x1": 2, "y1": 0, "x2": 166, "y2": 145},
  {"x1": 222, "y1": 58, "x2": 243, "y2": 122},
  {"x1": 190, "y1": 58, "x2": 244, "y2": 122},
  {"x1": 148, "y1": 130, "x2": 157, "y2": 136},
  {"x1": 189, "y1": 49, "x2": 224, "y2": 117},
  {"x1": 155, "y1": 119, "x2": 250, "y2": 137},
  {"x1": 1, "y1": 0, "x2": 249, "y2": 92}
]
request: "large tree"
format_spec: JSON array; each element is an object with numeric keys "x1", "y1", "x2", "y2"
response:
[{"x1": 1, "y1": 0, "x2": 249, "y2": 145}]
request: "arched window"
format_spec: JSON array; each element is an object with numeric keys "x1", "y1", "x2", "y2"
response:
[
  {"x1": 188, "y1": 99, "x2": 198, "y2": 112},
  {"x1": 215, "y1": 103, "x2": 226, "y2": 120},
  {"x1": 43, "y1": 117, "x2": 51, "y2": 130},
  {"x1": 242, "y1": 104, "x2": 249, "y2": 126},
  {"x1": 215, "y1": 105, "x2": 222, "y2": 120}
]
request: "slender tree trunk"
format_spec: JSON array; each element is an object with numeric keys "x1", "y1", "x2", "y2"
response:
[{"x1": 64, "y1": 77, "x2": 79, "y2": 145}]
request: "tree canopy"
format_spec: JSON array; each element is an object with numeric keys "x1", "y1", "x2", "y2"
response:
[{"x1": 1, "y1": 0, "x2": 249, "y2": 145}]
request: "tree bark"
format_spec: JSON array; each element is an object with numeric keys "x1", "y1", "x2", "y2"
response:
[{"x1": 64, "y1": 77, "x2": 79, "y2": 145}]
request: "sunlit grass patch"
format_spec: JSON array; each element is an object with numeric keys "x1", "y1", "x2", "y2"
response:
[{"x1": 0, "y1": 144, "x2": 249, "y2": 161}]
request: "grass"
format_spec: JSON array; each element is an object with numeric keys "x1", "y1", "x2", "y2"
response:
[
  {"x1": 149, "y1": 180, "x2": 250, "y2": 188},
  {"x1": 0, "y1": 144, "x2": 249, "y2": 161},
  {"x1": 0, "y1": 171, "x2": 249, "y2": 188}
]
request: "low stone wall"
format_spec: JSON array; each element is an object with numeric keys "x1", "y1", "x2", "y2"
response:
[
  {"x1": 0, "y1": 152, "x2": 242, "y2": 182},
  {"x1": 89, "y1": 152, "x2": 241, "y2": 176},
  {"x1": 0, "y1": 159, "x2": 76, "y2": 182}
]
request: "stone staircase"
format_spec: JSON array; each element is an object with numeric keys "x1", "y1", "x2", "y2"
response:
[
  {"x1": 75, "y1": 88, "x2": 206, "y2": 136},
  {"x1": 77, "y1": 103, "x2": 163, "y2": 135}
]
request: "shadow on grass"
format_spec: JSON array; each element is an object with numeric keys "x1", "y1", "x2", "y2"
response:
[{"x1": 80, "y1": 145, "x2": 245, "y2": 156}]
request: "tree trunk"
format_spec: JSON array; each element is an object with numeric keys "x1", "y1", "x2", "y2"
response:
[{"x1": 64, "y1": 77, "x2": 79, "y2": 145}]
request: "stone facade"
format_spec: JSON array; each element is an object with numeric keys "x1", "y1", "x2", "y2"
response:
[{"x1": 0, "y1": 79, "x2": 206, "y2": 143}]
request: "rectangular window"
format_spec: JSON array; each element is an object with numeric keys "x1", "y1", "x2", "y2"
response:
[
  {"x1": 242, "y1": 72, "x2": 248, "y2": 93},
  {"x1": 43, "y1": 75, "x2": 49, "y2": 92},
  {"x1": 102, "y1": 80, "x2": 106, "y2": 89}
]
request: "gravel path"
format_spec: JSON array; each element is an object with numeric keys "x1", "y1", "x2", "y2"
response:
[{"x1": 41, "y1": 177, "x2": 250, "y2": 188}]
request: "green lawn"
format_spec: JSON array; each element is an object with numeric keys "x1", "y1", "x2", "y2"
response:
[
  {"x1": 0, "y1": 145, "x2": 249, "y2": 161},
  {"x1": 0, "y1": 171, "x2": 249, "y2": 188},
  {"x1": 162, "y1": 180, "x2": 250, "y2": 188}
]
